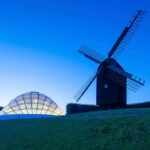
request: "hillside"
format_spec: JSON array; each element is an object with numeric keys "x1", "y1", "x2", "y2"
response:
[{"x1": 0, "y1": 108, "x2": 150, "y2": 150}]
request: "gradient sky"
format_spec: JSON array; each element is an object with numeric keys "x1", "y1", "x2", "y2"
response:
[{"x1": 0, "y1": 0, "x2": 150, "y2": 113}]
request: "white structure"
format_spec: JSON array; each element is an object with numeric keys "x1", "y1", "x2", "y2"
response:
[{"x1": 0, "y1": 92, "x2": 64, "y2": 116}]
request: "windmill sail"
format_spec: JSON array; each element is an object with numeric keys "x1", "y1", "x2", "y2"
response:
[
  {"x1": 74, "y1": 66, "x2": 103, "y2": 102},
  {"x1": 73, "y1": 71, "x2": 97, "y2": 102},
  {"x1": 108, "y1": 10, "x2": 147, "y2": 59},
  {"x1": 78, "y1": 44, "x2": 106, "y2": 64},
  {"x1": 107, "y1": 65, "x2": 145, "y2": 91}
]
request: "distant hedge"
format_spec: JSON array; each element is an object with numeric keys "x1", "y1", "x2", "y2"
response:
[
  {"x1": 0, "y1": 107, "x2": 3, "y2": 111},
  {"x1": 67, "y1": 102, "x2": 150, "y2": 115},
  {"x1": 67, "y1": 103, "x2": 101, "y2": 115},
  {"x1": 127, "y1": 102, "x2": 150, "y2": 109}
]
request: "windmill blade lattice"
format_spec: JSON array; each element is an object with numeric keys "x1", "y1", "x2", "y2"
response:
[
  {"x1": 107, "y1": 66, "x2": 145, "y2": 91},
  {"x1": 108, "y1": 10, "x2": 147, "y2": 59},
  {"x1": 78, "y1": 44, "x2": 106, "y2": 64},
  {"x1": 73, "y1": 71, "x2": 98, "y2": 102}
]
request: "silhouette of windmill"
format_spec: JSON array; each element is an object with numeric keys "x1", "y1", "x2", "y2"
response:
[{"x1": 74, "y1": 10, "x2": 147, "y2": 109}]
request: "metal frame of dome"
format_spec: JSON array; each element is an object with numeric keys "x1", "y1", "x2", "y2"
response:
[{"x1": 0, "y1": 92, "x2": 64, "y2": 116}]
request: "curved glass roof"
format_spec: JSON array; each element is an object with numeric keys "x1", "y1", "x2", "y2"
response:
[{"x1": 0, "y1": 92, "x2": 64, "y2": 116}]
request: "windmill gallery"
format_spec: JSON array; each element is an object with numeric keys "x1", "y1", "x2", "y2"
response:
[{"x1": 67, "y1": 10, "x2": 147, "y2": 114}]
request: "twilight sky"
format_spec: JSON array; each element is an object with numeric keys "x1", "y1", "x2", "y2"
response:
[{"x1": 0, "y1": 0, "x2": 150, "y2": 113}]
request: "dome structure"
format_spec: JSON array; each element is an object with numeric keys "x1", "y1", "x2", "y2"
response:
[{"x1": 0, "y1": 92, "x2": 64, "y2": 116}]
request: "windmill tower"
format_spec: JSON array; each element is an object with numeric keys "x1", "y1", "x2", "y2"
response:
[{"x1": 74, "y1": 10, "x2": 147, "y2": 109}]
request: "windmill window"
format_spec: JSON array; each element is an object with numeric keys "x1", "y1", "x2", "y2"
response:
[{"x1": 104, "y1": 84, "x2": 108, "y2": 89}]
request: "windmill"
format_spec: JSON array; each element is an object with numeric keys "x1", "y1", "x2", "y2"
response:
[{"x1": 74, "y1": 10, "x2": 147, "y2": 109}]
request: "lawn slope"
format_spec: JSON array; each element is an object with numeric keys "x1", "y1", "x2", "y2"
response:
[{"x1": 0, "y1": 108, "x2": 150, "y2": 150}]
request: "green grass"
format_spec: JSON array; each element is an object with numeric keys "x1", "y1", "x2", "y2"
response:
[{"x1": 0, "y1": 108, "x2": 150, "y2": 150}]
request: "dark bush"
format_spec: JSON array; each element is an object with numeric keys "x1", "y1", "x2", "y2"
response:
[
  {"x1": 0, "y1": 106, "x2": 3, "y2": 111},
  {"x1": 127, "y1": 102, "x2": 150, "y2": 109},
  {"x1": 67, "y1": 103, "x2": 101, "y2": 115}
]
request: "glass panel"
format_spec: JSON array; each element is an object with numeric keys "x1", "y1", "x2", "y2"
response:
[
  {"x1": 32, "y1": 103, "x2": 37, "y2": 109},
  {"x1": 44, "y1": 98, "x2": 51, "y2": 106},
  {"x1": 7, "y1": 111, "x2": 16, "y2": 114},
  {"x1": 12, "y1": 105, "x2": 20, "y2": 111},
  {"x1": 38, "y1": 99, "x2": 44, "y2": 104},
  {"x1": 15, "y1": 110, "x2": 22, "y2": 114},
  {"x1": 32, "y1": 109, "x2": 37, "y2": 114},
  {"x1": 25, "y1": 98, "x2": 31, "y2": 104},
  {"x1": 50, "y1": 103, "x2": 57, "y2": 109},
  {"x1": 54, "y1": 107, "x2": 62, "y2": 114},
  {"x1": 3, "y1": 105, "x2": 11, "y2": 111},
  {"x1": 16, "y1": 96, "x2": 23, "y2": 101},
  {"x1": 46, "y1": 111, "x2": 53, "y2": 115},
  {"x1": 9, "y1": 100, "x2": 17, "y2": 106},
  {"x1": 22, "y1": 109, "x2": 28, "y2": 114},
  {"x1": 32, "y1": 99, "x2": 38, "y2": 104},
  {"x1": 60, "y1": 112, "x2": 64, "y2": 116},
  {"x1": 26, "y1": 104, "x2": 31, "y2": 109},
  {"x1": 39, "y1": 94, "x2": 45, "y2": 100},
  {"x1": 52, "y1": 112, "x2": 58, "y2": 115},
  {"x1": 10, "y1": 102, "x2": 17, "y2": 107},
  {"x1": 36, "y1": 109, "x2": 41, "y2": 114},
  {"x1": 27, "y1": 109, "x2": 32, "y2": 114},
  {"x1": 2, "y1": 111, "x2": 7, "y2": 115},
  {"x1": 0, "y1": 111, "x2": 4, "y2": 115},
  {"x1": 4, "y1": 108, "x2": 13, "y2": 113},
  {"x1": 31, "y1": 92, "x2": 38, "y2": 99},
  {"x1": 17, "y1": 100, "x2": 24, "y2": 104},
  {"x1": 41, "y1": 109, "x2": 46, "y2": 114},
  {"x1": 24, "y1": 93, "x2": 30, "y2": 99},
  {"x1": 42, "y1": 105, "x2": 49, "y2": 110},
  {"x1": 19, "y1": 104, "x2": 26, "y2": 110},
  {"x1": 48, "y1": 106, "x2": 55, "y2": 112},
  {"x1": 37, "y1": 104, "x2": 43, "y2": 109}
]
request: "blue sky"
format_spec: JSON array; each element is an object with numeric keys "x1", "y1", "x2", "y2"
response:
[{"x1": 0, "y1": 0, "x2": 150, "y2": 113}]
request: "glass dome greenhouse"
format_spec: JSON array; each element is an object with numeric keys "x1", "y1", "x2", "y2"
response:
[{"x1": 0, "y1": 92, "x2": 64, "y2": 116}]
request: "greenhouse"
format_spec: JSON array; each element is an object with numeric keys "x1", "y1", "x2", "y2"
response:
[{"x1": 0, "y1": 92, "x2": 64, "y2": 117}]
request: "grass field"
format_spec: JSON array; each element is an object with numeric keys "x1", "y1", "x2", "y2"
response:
[{"x1": 0, "y1": 108, "x2": 150, "y2": 150}]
